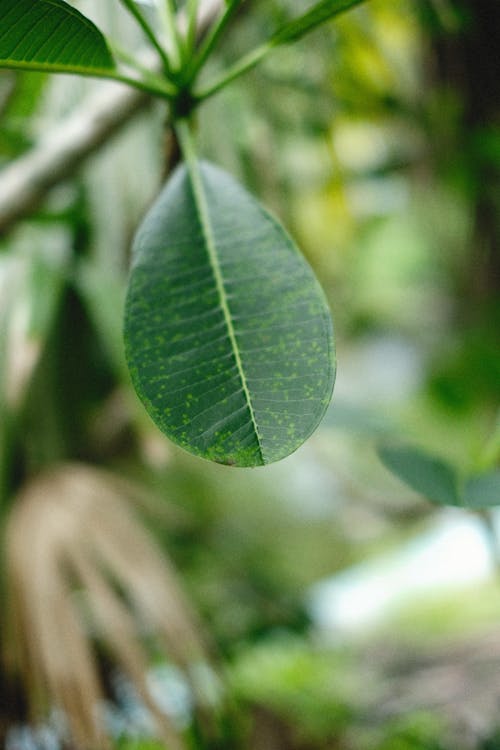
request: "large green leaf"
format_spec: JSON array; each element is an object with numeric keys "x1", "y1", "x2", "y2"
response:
[
  {"x1": 271, "y1": 0, "x2": 367, "y2": 46},
  {"x1": 378, "y1": 445, "x2": 460, "y2": 506},
  {"x1": 0, "y1": 0, "x2": 114, "y2": 74},
  {"x1": 124, "y1": 161, "x2": 335, "y2": 467}
]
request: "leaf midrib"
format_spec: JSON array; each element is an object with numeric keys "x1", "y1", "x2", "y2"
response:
[
  {"x1": 0, "y1": 59, "x2": 113, "y2": 75},
  {"x1": 177, "y1": 126, "x2": 265, "y2": 464}
]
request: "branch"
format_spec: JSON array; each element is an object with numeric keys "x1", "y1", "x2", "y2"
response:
[
  {"x1": 0, "y1": 79, "x2": 149, "y2": 236},
  {"x1": 0, "y1": 0, "x2": 224, "y2": 238}
]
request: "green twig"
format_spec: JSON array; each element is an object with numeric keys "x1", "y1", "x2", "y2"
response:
[
  {"x1": 161, "y1": 0, "x2": 184, "y2": 70},
  {"x1": 184, "y1": 0, "x2": 201, "y2": 61},
  {"x1": 187, "y1": 0, "x2": 242, "y2": 83},
  {"x1": 109, "y1": 41, "x2": 179, "y2": 93},
  {"x1": 175, "y1": 117, "x2": 198, "y2": 175},
  {"x1": 196, "y1": 40, "x2": 271, "y2": 101},
  {"x1": 118, "y1": 0, "x2": 172, "y2": 75},
  {"x1": 112, "y1": 71, "x2": 175, "y2": 99},
  {"x1": 0, "y1": 59, "x2": 177, "y2": 98},
  {"x1": 195, "y1": 0, "x2": 367, "y2": 100}
]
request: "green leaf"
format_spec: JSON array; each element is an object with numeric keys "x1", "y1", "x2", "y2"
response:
[
  {"x1": 0, "y1": 0, "x2": 114, "y2": 75},
  {"x1": 378, "y1": 445, "x2": 460, "y2": 506},
  {"x1": 124, "y1": 161, "x2": 335, "y2": 467},
  {"x1": 463, "y1": 471, "x2": 500, "y2": 509},
  {"x1": 271, "y1": 0, "x2": 367, "y2": 46}
]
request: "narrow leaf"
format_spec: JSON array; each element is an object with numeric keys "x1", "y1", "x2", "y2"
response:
[
  {"x1": 271, "y1": 0, "x2": 366, "y2": 46},
  {"x1": 0, "y1": 0, "x2": 115, "y2": 74},
  {"x1": 463, "y1": 471, "x2": 500, "y2": 509},
  {"x1": 378, "y1": 444, "x2": 460, "y2": 506},
  {"x1": 125, "y1": 161, "x2": 335, "y2": 467}
]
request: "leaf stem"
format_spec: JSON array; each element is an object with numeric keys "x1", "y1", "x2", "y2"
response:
[
  {"x1": 195, "y1": 0, "x2": 367, "y2": 100},
  {"x1": 161, "y1": 0, "x2": 184, "y2": 69},
  {"x1": 0, "y1": 59, "x2": 177, "y2": 99},
  {"x1": 70, "y1": 68, "x2": 177, "y2": 98},
  {"x1": 109, "y1": 41, "x2": 180, "y2": 91},
  {"x1": 195, "y1": 41, "x2": 272, "y2": 101},
  {"x1": 174, "y1": 116, "x2": 198, "y2": 170},
  {"x1": 117, "y1": 0, "x2": 172, "y2": 75},
  {"x1": 185, "y1": 0, "x2": 201, "y2": 60},
  {"x1": 187, "y1": 0, "x2": 243, "y2": 83}
]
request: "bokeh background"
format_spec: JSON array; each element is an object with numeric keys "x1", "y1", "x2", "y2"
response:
[{"x1": 0, "y1": 1, "x2": 499, "y2": 748}]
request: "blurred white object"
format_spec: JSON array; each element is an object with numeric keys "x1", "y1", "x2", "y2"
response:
[
  {"x1": 308, "y1": 511, "x2": 495, "y2": 636},
  {"x1": 334, "y1": 334, "x2": 425, "y2": 406}
]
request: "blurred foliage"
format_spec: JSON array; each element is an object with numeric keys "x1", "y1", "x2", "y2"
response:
[
  {"x1": 229, "y1": 634, "x2": 354, "y2": 741},
  {"x1": 0, "y1": 0, "x2": 499, "y2": 748},
  {"x1": 370, "y1": 713, "x2": 448, "y2": 750}
]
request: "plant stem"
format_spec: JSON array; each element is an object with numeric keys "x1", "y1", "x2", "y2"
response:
[
  {"x1": 196, "y1": 40, "x2": 272, "y2": 100},
  {"x1": 175, "y1": 116, "x2": 197, "y2": 170},
  {"x1": 185, "y1": 0, "x2": 201, "y2": 60},
  {"x1": 75, "y1": 69, "x2": 177, "y2": 99},
  {"x1": 195, "y1": 0, "x2": 367, "y2": 100},
  {"x1": 161, "y1": 0, "x2": 184, "y2": 70},
  {"x1": 118, "y1": 0, "x2": 172, "y2": 75},
  {"x1": 0, "y1": 59, "x2": 177, "y2": 98},
  {"x1": 109, "y1": 41, "x2": 179, "y2": 93},
  {"x1": 187, "y1": 0, "x2": 242, "y2": 83}
]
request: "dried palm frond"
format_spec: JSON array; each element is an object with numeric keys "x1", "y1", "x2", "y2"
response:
[{"x1": 4, "y1": 463, "x2": 217, "y2": 750}]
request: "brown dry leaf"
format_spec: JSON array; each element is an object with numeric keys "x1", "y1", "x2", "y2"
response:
[{"x1": 4, "y1": 463, "x2": 217, "y2": 750}]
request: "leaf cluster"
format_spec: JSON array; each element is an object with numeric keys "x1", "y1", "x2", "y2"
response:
[
  {"x1": 0, "y1": 0, "x2": 369, "y2": 466},
  {"x1": 0, "y1": 0, "x2": 368, "y2": 112}
]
